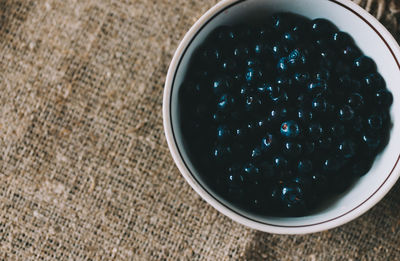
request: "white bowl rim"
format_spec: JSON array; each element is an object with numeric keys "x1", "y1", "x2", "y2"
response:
[{"x1": 163, "y1": 0, "x2": 400, "y2": 234}]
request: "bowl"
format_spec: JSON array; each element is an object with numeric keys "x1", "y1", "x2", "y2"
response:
[{"x1": 163, "y1": 0, "x2": 400, "y2": 234}]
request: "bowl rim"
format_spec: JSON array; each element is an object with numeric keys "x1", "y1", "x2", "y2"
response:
[{"x1": 163, "y1": 0, "x2": 400, "y2": 234}]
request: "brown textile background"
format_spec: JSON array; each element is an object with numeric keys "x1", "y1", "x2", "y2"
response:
[{"x1": 0, "y1": 0, "x2": 399, "y2": 260}]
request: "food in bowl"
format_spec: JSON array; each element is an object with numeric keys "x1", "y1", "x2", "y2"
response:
[{"x1": 178, "y1": 12, "x2": 393, "y2": 217}]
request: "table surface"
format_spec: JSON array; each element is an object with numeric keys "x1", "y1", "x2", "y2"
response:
[{"x1": 0, "y1": 0, "x2": 399, "y2": 260}]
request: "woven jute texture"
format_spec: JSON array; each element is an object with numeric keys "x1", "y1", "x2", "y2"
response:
[{"x1": 0, "y1": 0, "x2": 399, "y2": 260}]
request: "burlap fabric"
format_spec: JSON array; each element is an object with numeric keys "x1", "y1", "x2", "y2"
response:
[{"x1": 0, "y1": 0, "x2": 399, "y2": 260}]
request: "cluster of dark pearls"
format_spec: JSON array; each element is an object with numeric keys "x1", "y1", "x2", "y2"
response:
[{"x1": 178, "y1": 13, "x2": 393, "y2": 216}]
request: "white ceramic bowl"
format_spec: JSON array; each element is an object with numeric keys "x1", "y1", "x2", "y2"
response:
[{"x1": 163, "y1": 0, "x2": 400, "y2": 234}]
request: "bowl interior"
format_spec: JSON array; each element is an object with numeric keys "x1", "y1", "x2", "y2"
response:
[{"x1": 170, "y1": 0, "x2": 400, "y2": 227}]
